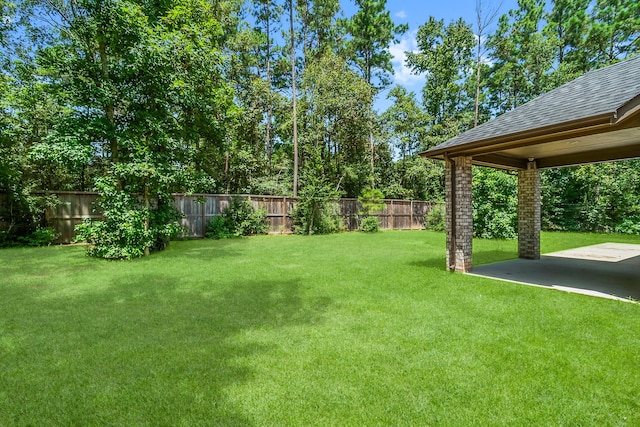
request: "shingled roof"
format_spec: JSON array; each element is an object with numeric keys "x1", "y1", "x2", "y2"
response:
[{"x1": 421, "y1": 56, "x2": 640, "y2": 170}]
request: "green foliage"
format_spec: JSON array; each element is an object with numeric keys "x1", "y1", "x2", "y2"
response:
[
  {"x1": 2, "y1": 0, "x2": 640, "y2": 250},
  {"x1": 14, "y1": 0, "x2": 237, "y2": 257},
  {"x1": 0, "y1": 191, "x2": 60, "y2": 247},
  {"x1": 344, "y1": 0, "x2": 408, "y2": 88},
  {"x1": 295, "y1": 0, "x2": 343, "y2": 62},
  {"x1": 542, "y1": 161, "x2": 640, "y2": 234},
  {"x1": 358, "y1": 187, "x2": 385, "y2": 216},
  {"x1": 0, "y1": 192, "x2": 34, "y2": 247},
  {"x1": 615, "y1": 219, "x2": 640, "y2": 235},
  {"x1": 1, "y1": 63, "x2": 63, "y2": 246},
  {"x1": 585, "y1": 0, "x2": 640, "y2": 67},
  {"x1": 380, "y1": 157, "x2": 445, "y2": 202},
  {"x1": 292, "y1": 172, "x2": 342, "y2": 235},
  {"x1": 543, "y1": 0, "x2": 590, "y2": 70},
  {"x1": 358, "y1": 215, "x2": 380, "y2": 233},
  {"x1": 425, "y1": 203, "x2": 446, "y2": 232},
  {"x1": 292, "y1": 199, "x2": 343, "y2": 235},
  {"x1": 357, "y1": 186, "x2": 383, "y2": 233},
  {"x1": 382, "y1": 86, "x2": 432, "y2": 156},
  {"x1": 0, "y1": 186, "x2": 60, "y2": 247},
  {"x1": 205, "y1": 216, "x2": 233, "y2": 239},
  {"x1": 486, "y1": 0, "x2": 555, "y2": 112},
  {"x1": 299, "y1": 51, "x2": 373, "y2": 198},
  {"x1": 75, "y1": 217, "x2": 149, "y2": 261},
  {"x1": 406, "y1": 17, "x2": 476, "y2": 126},
  {"x1": 16, "y1": 227, "x2": 59, "y2": 247},
  {"x1": 473, "y1": 167, "x2": 517, "y2": 239},
  {"x1": 74, "y1": 179, "x2": 183, "y2": 259},
  {"x1": 206, "y1": 196, "x2": 268, "y2": 239}
]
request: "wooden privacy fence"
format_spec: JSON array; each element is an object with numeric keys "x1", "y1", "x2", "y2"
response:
[{"x1": 1, "y1": 192, "x2": 441, "y2": 243}]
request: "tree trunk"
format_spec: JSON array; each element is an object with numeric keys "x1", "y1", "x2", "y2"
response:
[
  {"x1": 308, "y1": 204, "x2": 316, "y2": 235},
  {"x1": 369, "y1": 127, "x2": 375, "y2": 186},
  {"x1": 265, "y1": 3, "x2": 273, "y2": 172},
  {"x1": 98, "y1": 39, "x2": 118, "y2": 164},
  {"x1": 291, "y1": 0, "x2": 299, "y2": 197},
  {"x1": 474, "y1": 36, "x2": 481, "y2": 128},
  {"x1": 144, "y1": 184, "x2": 150, "y2": 257}
]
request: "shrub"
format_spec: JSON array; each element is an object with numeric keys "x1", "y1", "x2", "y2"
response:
[
  {"x1": 75, "y1": 214, "x2": 148, "y2": 260},
  {"x1": 615, "y1": 218, "x2": 640, "y2": 235},
  {"x1": 206, "y1": 197, "x2": 268, "y2": 239},
  {"x1": 292, "y1": 175, "x2": 342, "y2": 235},
  {"x1": 314, "y1": 201, "x2": 344, "y2": 235},
  {"x1": 357, "y1": 187, "x2": 384, "y2": 233},
  {"x1": 292, "y1": 198, "x2": 343, "y2": 235},
  {"x1": 359, "y1": 216, "x2": 380, "y2": 233},
  {"x1": 17, "y1": 227, "x2": 60, "y2": 247},
  {"x1": 473, "y1": 168, "x2": 517, "y2": 239},
  {"x1": 425, "y1": 204, "x2": 445, "y2": 232},
  {"x1": 247, "y1": 208, "x2": 269, "y2": 235},
  {"x1": 476, "y1": 210, "x2": 517, "y2": 239},
  {"x1": 0, "y1": 190, "x2": 60, "y2": 247},
  {"x1": 205, "y1": 216, "x2": 233, "y2": 239},
  {"x1": 74, "y1": 179, "x2": 183, "y2": 259},
  {"x1": 358, "y1": 187, "x2": 385, "y2": 216}
]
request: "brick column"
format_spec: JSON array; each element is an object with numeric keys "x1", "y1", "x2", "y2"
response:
[
  {"x1": 445, "y1": 156, "x2": 473, "y2": 272},
  {"x1": 518, "y1": 161, "x2": 541, "y2": 259}
]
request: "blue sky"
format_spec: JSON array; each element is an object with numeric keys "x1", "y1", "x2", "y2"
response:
[{"x1": 338, "y1": 0, "x2": 520, "y2": 110}]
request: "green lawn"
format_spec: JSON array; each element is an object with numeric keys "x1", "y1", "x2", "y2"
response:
[{"x1": 1, "y1": 231, "x2": 639, "y2": 426}]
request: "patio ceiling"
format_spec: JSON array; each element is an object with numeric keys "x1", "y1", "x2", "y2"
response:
[{"x1": 421, "y1": 57, "x2": 640, "y2": 170}]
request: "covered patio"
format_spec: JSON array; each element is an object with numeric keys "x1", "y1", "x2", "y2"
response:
[
  {"x1": 421, "y1": 57, "x2": 640, "y2": 284},
  {"x1": 470, "y1": 243, "x2": 640, "y2": 302}
]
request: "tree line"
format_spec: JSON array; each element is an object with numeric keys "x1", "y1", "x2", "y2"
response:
[{"x1": 0, "y1": 0, "x2": 639, "y2": 255}]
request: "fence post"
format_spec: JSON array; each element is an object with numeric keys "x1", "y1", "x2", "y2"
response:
[
  {"x1": 282, "y1": 197, "x2": 287, "y2": 234},
  {"x1": 389, "y1": 200, "x2": 394, "y2": 230},
  {"x1": 410, "y1": 200, "x2": 414, "y2": 230},
  {"x1": 200, "y1": 195, "x2": 206, "y2": 238}
]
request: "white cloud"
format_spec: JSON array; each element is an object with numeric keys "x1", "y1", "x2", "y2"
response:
[
  {"x1": 472, "y1": 34, "x2": 493, "y2": 66},
  {"x1": 395, "y1": 10, "x2": 407, "y2": 19},
  {"x1": 388, "y1": 30, "x2": 424, "y2": 88}
]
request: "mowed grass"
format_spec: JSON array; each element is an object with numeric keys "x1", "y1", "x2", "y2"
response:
[{"x1": 1, "y1": 231, "x2": 639, "y2": 426}]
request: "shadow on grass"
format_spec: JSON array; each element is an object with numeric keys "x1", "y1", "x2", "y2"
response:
[
  {"x1": 406, "y1": 248, "x2": 518, "y2": 271},
  {"x1": 473, "y1": 249, "x2": 518, "y2": 266},
  {"x1": 0, "y1": 244, "x2": 97, "y2": 277},
  {"x1": 406, "y1": 257, "x2": 447, "y2": 270},
  {"x1": 160, "y1": 238, "x2": 249, "y2": 261},
  {"x1": 1, "y1": 273, "x2": 331, "y2": 425}
]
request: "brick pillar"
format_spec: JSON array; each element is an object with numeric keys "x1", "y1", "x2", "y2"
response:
[
  {"x1": 445, "y1": 156, "x2": 473, "y2": 272},
  {"x1": 518, "y1": 161, "x2": 541, "y2": 259}
]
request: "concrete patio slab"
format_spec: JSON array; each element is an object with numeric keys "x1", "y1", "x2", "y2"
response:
[
  {"x1": 469, "y1": 243, "x2": 640, "y2": 302},
  {"x1": 546, "y1": 243, "x2": 640, "y2": 262}
]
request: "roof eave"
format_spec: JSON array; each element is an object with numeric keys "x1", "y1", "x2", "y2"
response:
[
  {"x1": 420, "y1": 112, "x2": 616, "y2": 160},
  {"x1": 617, "y1": 93, "x2": 640, "y2": 123}
]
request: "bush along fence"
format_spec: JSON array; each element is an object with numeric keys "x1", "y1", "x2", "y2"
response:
[{"x1": 0, "y1": 192, "x2": 441, "y2": 243}]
